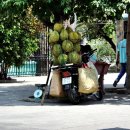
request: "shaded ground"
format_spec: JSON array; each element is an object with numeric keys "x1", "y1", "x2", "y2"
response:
[
  {"x1": 0, "y1": 81, "x2": 130, "y2": 106},
  {"x1": 0, "y1": 73, "x2": 129, "y2": 106}
]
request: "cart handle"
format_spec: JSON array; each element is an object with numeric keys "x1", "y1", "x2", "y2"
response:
[{"x1": 51, "y1": 63, "x2": 74, "y2": 70}]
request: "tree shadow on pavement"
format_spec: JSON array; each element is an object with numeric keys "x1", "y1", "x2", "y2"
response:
[
  {"x1": 20, "y1": 92, "x2": 130, "y2": 106},
  {"x1": 79, "y1": 92, "x2": 130, "y2": 106},
  {"x1": 100, "y1": 127, "x2": 130, "y2": 130},
  {"x1": 0, "y1": 84, "x2": 39, "y2": 106},
  {"x1": 102, "y1": 92, "x2": 130, "y2": 105},
  {"x1": 0, "y1": 83, "x2": 130, "y2": 106}
]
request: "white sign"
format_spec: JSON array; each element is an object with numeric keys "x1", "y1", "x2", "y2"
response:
[{"x1": 62, "y1": 77, "x2": 72, "y2": 85}]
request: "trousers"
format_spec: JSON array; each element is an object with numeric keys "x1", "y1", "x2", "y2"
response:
[{"x1": 116, "y1": 63, "x2": 127, "y2": 84}]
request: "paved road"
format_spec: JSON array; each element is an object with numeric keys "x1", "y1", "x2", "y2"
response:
[{"x1": 0, "y1": 73, "x2": 130, "y2": 130}]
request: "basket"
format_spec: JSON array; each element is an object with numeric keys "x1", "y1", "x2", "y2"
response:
[{"x1": 94, "y1": 61, "x2": 110, "y2": 75}]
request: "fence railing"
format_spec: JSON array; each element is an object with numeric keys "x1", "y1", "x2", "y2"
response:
[
  {"x1": 7, "y1": 55, "x2": 49, "y2": 76},
  {"x1": 2, "y1": 28, "x2": 50, "y2": 77}
]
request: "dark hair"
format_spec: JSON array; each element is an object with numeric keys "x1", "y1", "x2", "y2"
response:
[
  {"x1": 82, "y1": 53, "x2": 89, "y2": 63},
  {"x1": 80, "y1": 45, "x2": 92, "y2": 53}
]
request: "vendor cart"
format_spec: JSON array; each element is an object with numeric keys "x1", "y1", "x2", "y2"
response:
[
  {"x1": 39, "y1": 61, "x2": 110, "y2": 105},
  {"x1": 39, "y1": 62, "x2": 110, "y2": 105},
  {"x1": 38, "y1": 61, "x2": 110, "y2": 105},
  {"x1": 94, "y1": 61, "x2": 110, "y2": 94}
]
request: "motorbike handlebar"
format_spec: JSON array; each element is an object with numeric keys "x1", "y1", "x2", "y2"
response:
[
  {"x1": 84, "y1": 49, "x2": 97, "y2": 56},
  {"x1": 51, "y1": 63, "x2": 74, "y2": 70}
]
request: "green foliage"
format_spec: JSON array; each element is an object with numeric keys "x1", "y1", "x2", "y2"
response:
[
  {"x1": 76, "y1": 20, "x2": 117, "y2": 53},
  {"x1": 0, "y1": 0, "x2": 27, "y2": 16},
  {"x1": 1, "y1": 0, "x2": 129, "y2": 27},
  {"x1": 0, "y1": 10, "x2": 40, "y2": 67},
  {"x1": 26, "y1": 0, "x2": 73, "y2": 26},
  {"x1": 103, "y1": 21, "x2": 115, "y2": 38},
  {"x1": 76, "y1": 20, "x2": 115, "y2": 40},
  {"x1": 89, "y1": 39, "x2": 116, "y2": 63},
  {"x1": 1, "y1": 0, "x2": 129, "y2": 64}
]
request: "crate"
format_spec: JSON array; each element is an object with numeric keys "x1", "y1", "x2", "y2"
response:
[{"x1": 94, "y1": 61, "x2": 110, "y2": 75}]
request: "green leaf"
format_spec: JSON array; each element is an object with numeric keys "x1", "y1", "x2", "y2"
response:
[{"x1": 50, "y1": 13, "x2": 55, "y2": 23}]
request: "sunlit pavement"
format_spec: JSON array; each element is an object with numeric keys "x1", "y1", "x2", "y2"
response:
[
  {"x1": 104, "y1": 73, "x2": 126, "y2": 89},
  {"x1": 7, "y1": 72, "x2": 126, "y2": 88}
]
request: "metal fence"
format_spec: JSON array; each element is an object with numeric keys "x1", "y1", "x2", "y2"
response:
[
  {"x1": 7, "y1": 60, "x2": 36, "y2": 76},
  {"x1": 7, "y1": 28, "x2": 50, "y2": 77},
  {"x1": 7, "y1": 55, "x2": 49, "y2": 76}
]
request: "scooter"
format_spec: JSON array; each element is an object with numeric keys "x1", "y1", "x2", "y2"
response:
[{"x1": 51, "y1": 49, "x2": 103, "y2": 105}]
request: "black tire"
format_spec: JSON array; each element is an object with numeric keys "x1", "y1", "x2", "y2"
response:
[
  {"x1": 67, "y1": 86, "x2": 80, "y2": 105},
  {"x1": 93, "y1": 90, "x2": 103, "y2": 101}
]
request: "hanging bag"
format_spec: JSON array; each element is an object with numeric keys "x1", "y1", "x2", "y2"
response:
[
  {"x1": 49, "y1": 70, "x2": 65, "y2": 97},
  {"x1": 78, "y1": 62, "x2": 99, "y2": 94}
]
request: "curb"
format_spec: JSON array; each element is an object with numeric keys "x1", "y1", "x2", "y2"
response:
[{"x1": 105, "y1": 88, "x2": 128, "y2": 94}]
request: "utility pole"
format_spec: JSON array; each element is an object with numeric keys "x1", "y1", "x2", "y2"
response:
[{"x1": 126, "y1": 13, "x2": 130, "y2": 90}]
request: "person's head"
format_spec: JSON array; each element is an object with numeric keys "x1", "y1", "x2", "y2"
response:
[
  {"x1": 80, "y1": 44, "x2": 92, "y2": 54},
  {"x1": 117, "y1": 30, "x2": 124, "y2": 41},
  {"x1": 82, "y1": 53, "x2": 89, "y2": 63}
]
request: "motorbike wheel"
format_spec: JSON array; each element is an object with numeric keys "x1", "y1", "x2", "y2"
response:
[
  {"x1": 67, "y1": 86, "x2": 80, "y2": 105},
  {"x1": 93, "y1": 90, "x2": 103, "y2": 101}
]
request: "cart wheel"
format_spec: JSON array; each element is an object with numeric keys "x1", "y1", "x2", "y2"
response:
[
  {"x1": 93, "y1": 90, "x2": 103, "y2": 101},
  {"x1": 67, "y1": 85, "x2": 80, "y2": 105}
]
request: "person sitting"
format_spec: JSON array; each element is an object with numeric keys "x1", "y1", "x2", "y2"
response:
[{"x1": 80, "y1": 44, "x2": 97, "y2": 63}]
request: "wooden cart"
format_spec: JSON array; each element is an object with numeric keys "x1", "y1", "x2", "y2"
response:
[{"x1": 94, "y1": 61, "x2": 110, "y2": 94}]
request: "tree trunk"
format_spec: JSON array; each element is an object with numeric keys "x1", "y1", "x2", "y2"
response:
[
  {"x1": 126, "y1": 13, "x2": 130, "y2": 90},
  {"x1": 0, "y1": 63, "x2": 8, "y2": 80},
  {"x1": 101, "y1": 34, "x2": 116, "y2": 52},
  {"x1": 98, "y1": 25, "x2": 116, "y2": 53}
]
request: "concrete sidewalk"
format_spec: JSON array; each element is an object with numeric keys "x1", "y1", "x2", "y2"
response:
[
  {"x1": 7, "y1": 72, "x2": 126, "y2": 89},
  {"x1": 0, "y1": 72, "x2": 127, "y2": 106},
  {"x1": 0, "y1": 73, "x2": 127, "y2": 106}
]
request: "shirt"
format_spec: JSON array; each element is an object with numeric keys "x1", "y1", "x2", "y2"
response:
[
  {"x1": 117, "y1": 39, "x2": 127, "y2": 63},
  {"x1": 90, "y1": 54, "x2": 97, "y2": 63}
]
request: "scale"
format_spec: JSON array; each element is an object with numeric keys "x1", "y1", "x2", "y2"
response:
[{"x1": 34, "y1": 89, "x2": 43, "y2": 99}]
